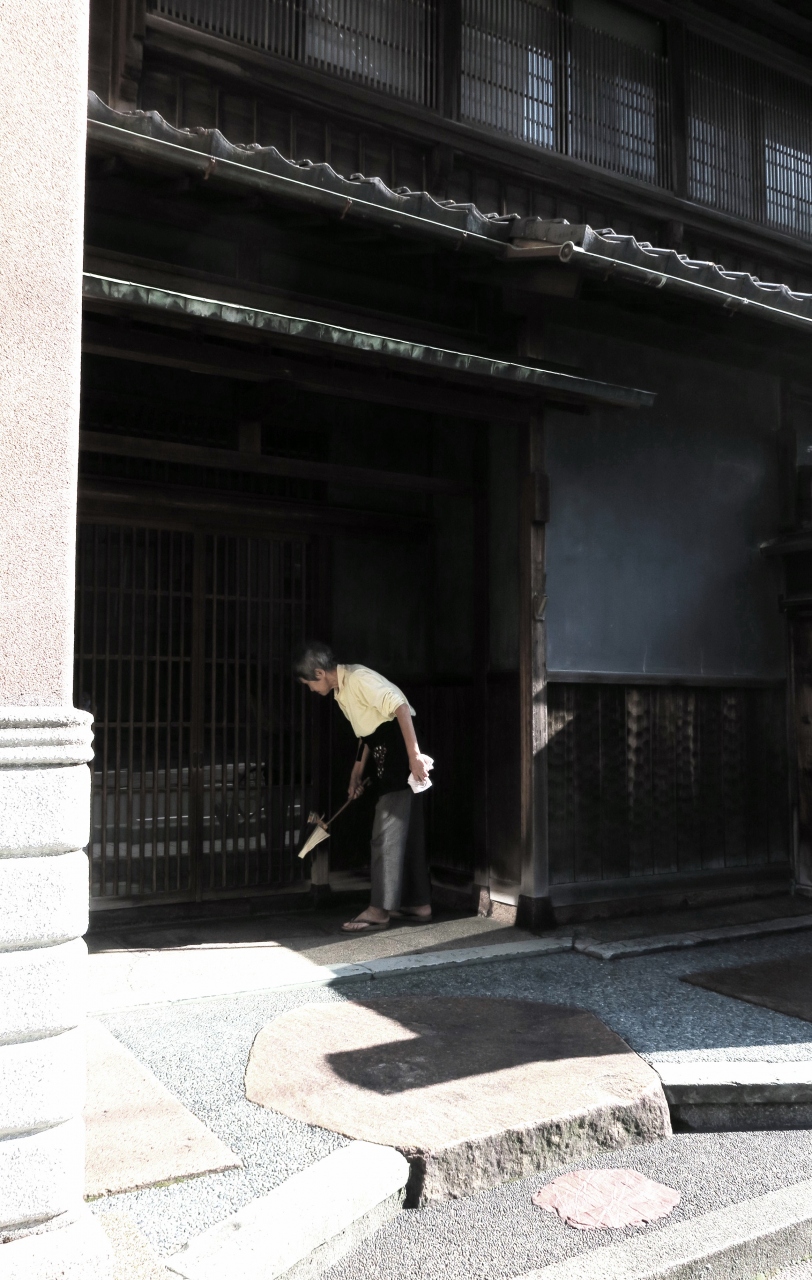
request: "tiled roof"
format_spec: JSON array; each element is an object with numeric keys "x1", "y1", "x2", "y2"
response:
[
  {"x1": 88, "y1": 91, "x2": 812, "y2": 333},
  {"x1": 509, "y1": 219, "x2": 812, "y2": 327},
  {"x1": 88, "y1": 92, "x2": 514, "y2": 244}
]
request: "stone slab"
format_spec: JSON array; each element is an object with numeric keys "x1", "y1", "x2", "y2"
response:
[
  {"x1": 513, "y1": 1177, "x2": 812, "y2": 1280},
  {"x1": 98, "y1": 1210, "x2": 172, "y2": 1280},
  {"x1": 654, "y1": 1062, "x2": 812, "y2": 1132},
  {"x1": 768, "y1": 1262, "x2": 812, "y2": 1279},
  {"x1": 294, "y1": 916, "x2": 545, "y2": 966},
  {"x1": 1, "y1": 1210, "x2": 113, "y2": 1280},
  {"x1": 85, "y1": 1020, "x2": 241, "y2": 1197},
  {"x1": 165, "y1": 1141, "x2": 409, "y2": 1280},
  {"x1": 575, "y1": 914, "x2": 812, "y2": 960},
  {"x1": 245, "y1": 997, "x2": 671, "y2": 1205},
  {"x1": 682, "y1": 952, "x2": 812, "y2": 1022}
]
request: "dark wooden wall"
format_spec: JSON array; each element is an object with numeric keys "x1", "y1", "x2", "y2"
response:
[{"x1": 546, "y1": 682, "x2": 788, "y2": 885}]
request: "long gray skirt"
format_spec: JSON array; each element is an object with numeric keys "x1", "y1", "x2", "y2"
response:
[{"x1": 369, "y1": 789, "x2": 431, "y2": 912}]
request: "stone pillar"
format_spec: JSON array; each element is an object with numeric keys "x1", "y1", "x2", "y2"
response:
[{"x1": 0, "y1": 0, "x2": 112, "y2": 1273}]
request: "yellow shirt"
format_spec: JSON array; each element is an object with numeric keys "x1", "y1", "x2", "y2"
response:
[{"x1": 334, "y1": 664, "x2": 415, "y2": 738}]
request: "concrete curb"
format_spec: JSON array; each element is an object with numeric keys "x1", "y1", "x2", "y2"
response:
[
  {"x1": 88, "y1": 912, "x2": 812, "y2": 1015},
  {"x1": 575, "y1": 914, "x2": 812, "y2": 960},
  {"x1": 164, "y1": 1141, "x2": 409, "y2": 1280},
  {"x1": 87, "y1": 937, "x2": 573, "y2": 1013},
  {"x1": 327, "y1": 936, "x2": 573, "y2": 982},
  {"x1": 514, "y1": 1177, "x2": 812, "y2": 1280},
  {"x1": 653, "y1": 1062, "x2": 812, "y2": 1132},
  {"x1": 655, "y1": 1062, "x2": 812, "y2": 1105},
  {"x1": 1, "y1": 1209, "x2": 113, "y2": 1280}
]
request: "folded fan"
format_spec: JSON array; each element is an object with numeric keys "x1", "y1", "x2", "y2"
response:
[{"x1": 297, "y1": 777, "x2": 371, "y2": 859}]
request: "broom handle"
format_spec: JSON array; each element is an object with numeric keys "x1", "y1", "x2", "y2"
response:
[{"x1": 326, "y1": 777, "x2": 370, "y2": 828}]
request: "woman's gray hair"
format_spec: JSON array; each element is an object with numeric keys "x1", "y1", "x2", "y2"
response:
[{"x1": 293, "y1": 641, "x2": 338, "y2": 680}]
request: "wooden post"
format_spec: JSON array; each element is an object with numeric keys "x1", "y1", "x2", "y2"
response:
[
  {"x1": 440, "y1": 0, "x2": 462, "y2": 121},
  {"x1": 667, "y1": 18, "x2": 688, "y2": 200},
  {"x1": 517, "y1": 413, "x2": 552, "y2": 931},
  {"x1": 472, "y1": 422, "x2": 490, "y2": 907},
  {"x1": 88, "y1": 0, "x2": 144, "y2": 108}
]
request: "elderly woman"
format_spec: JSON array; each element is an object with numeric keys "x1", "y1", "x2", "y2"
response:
[{"x1": 294, "y1": 641, "x2": 431, "y2": 933}]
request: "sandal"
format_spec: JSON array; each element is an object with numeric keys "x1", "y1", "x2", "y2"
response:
[{"x1": 341, "y1": 915, "x2": 391, "y2": 933}]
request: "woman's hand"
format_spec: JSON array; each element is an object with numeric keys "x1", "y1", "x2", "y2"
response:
[
  {"x1": 409, "y1": 750, "x2": 428, "y2": 785},
  {"x1": 348, "y1": 761, "x2": 366, "y2": 799}
]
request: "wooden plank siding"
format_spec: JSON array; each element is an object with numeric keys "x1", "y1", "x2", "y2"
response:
[{"x1": 546, "y1": 682, "x2": 789, "y2": 886}]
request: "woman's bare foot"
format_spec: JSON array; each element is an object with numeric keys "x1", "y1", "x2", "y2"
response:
[
  {"x1": 341, "y1": 908, "x2": 390, "y2": 933},
  {"x1": 390, "y1": 904, "x2": 432, "y2": 922}
]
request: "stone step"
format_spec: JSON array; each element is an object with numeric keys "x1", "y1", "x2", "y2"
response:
[
  {"x1": 245, "y1": 996, "x2": 672, "y2": 1205},
  {"x1": 575, "y1": 914, "x2": 812, "y2": 960},
  {"x1": 164, "y1": 1141, "x2": 409, "y2": 1280},
  {"x1": 654, "y1": 1062, "x2": 812, "y2": 1132},
  {"x1": 513, "y1": 1178, "x2": 812, "y2": 1280}
]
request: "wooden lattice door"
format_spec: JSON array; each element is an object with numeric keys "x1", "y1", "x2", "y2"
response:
[{"x1": 75, "y1": 523, "x2": 321, "y2": 904}]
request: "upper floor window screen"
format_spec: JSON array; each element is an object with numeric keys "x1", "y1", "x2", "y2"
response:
[
  {"x1": 152, "y1": 0, "x2": 300, "y2": 57},
  {"x1": 767, "y1": 141, "x2": 812, "y2": 239},
  {"x1": 461, "y1": 0, "x2": 669, "y2": 186},
  {"x1": 152, "y1": 0, "x2": 438, "y2": 106},
  {"x1": 150, "y1": 1, "x2": 812, "y2": 239},
  {"x1": 305, "y1": 0, "x2": 436, "y2": 102},
  {"x1": 687, "y1": 33, "x2": 812, "y2": 239},
  {"x1": 567, "y1": 15, "x2": 667, "y2": 184},
  {"x1": 764, "y1": 82, "x2": 812, "y2": 239},
  {"x1": 461, "y1": 0, "x2": 556, "y2": 149}
]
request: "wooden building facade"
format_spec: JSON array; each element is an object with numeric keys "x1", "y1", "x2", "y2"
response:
[{"x1": 83, "y1": 0, "x2": 812, "y2": 924}]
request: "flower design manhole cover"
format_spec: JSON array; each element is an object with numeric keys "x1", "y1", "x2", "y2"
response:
[{"x1": 532, "y1": 1168, "x2": 680, "y2": 1230}]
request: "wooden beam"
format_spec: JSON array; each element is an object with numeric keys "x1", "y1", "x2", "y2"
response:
[
  {"x1": 82, "y1": 320, "x2": 279, "y2": 381},
  {"x1": 78, "y1": 477, "x2": 432, "y2": 535},
  {"x1": 82, "y1": 318, "x2": 536, "y2": 422},
  {"x1": 80, "y1": 429, "x2": 470, "y2": 495}
]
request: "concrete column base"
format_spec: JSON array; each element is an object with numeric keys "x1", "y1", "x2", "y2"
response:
[{"x1": 1, "y1": 1211, "x2": 112, "y2": 1280}]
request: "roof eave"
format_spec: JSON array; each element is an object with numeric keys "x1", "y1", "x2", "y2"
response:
[{"x1": 81, "y1": 272, "x2": 656, "y2": 410}]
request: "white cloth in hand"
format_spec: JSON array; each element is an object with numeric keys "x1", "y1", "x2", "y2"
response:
[{"x1": 408, "y1": 754, "x2": 434, "y2": 794}]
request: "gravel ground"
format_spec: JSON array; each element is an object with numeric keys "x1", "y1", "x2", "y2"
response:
[
  {"x1": 323, "y1": 1130, "x2": 812, "y2": 1280},
  {"x1": 89, "y1": 928, "x2": 812, "y2": 1260},
  {"x1": 90, "y1": 983, "x2": 349, "y2": 1256}
]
